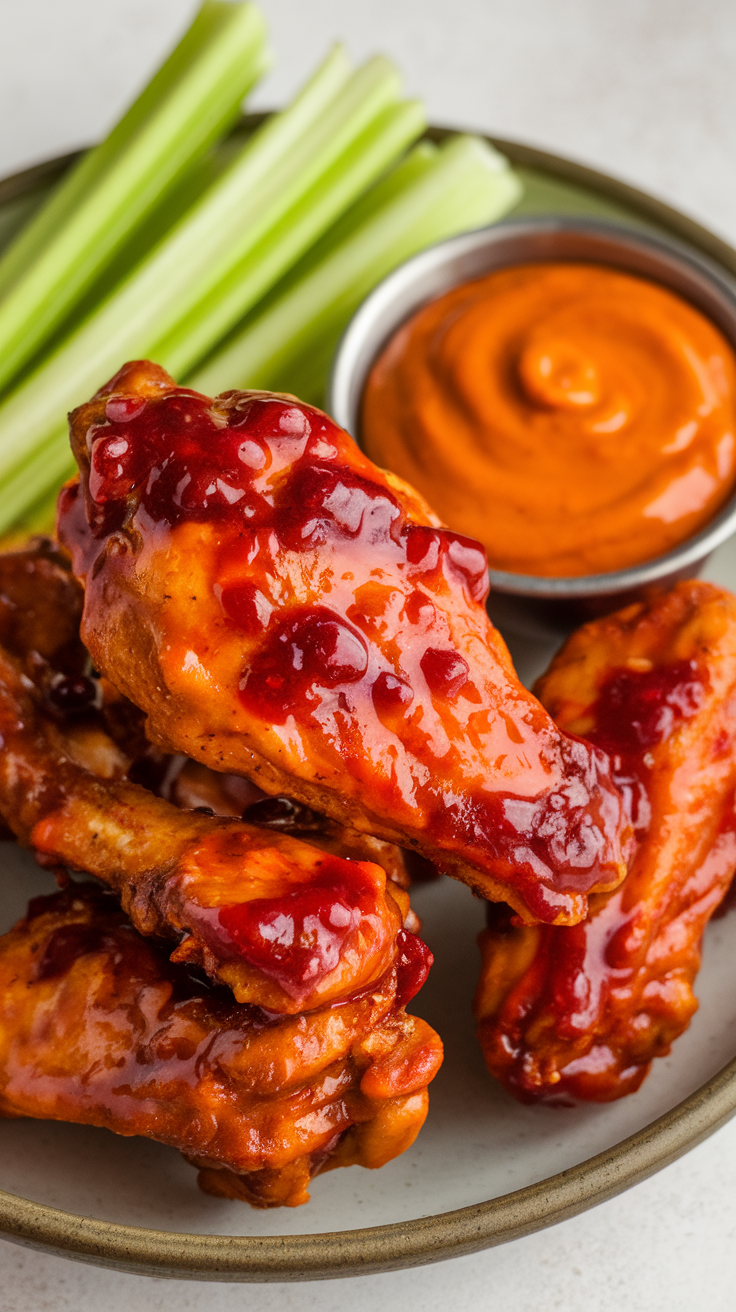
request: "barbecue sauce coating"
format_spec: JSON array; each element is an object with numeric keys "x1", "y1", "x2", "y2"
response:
[
  {"x1": 0, "y1": 886, "x2": 443, "y2": 1208},
  {"x1": 474, "y1": 582, "x2": 736, "y2": 1102},
  {"x1": 58, "y1": 361, "x2": 629, "y2": 926}
]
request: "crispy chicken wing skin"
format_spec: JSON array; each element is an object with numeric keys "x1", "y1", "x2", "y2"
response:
[
  {"x1": 0, "y1": 640, "x2": 432, "y2": 1015},
  {"x1": 164, "y1": 764, "x2": 419, "y2": 903},
  {"x1": 0, "y1": 539, "x2": 419, "y2": 893},
  {"x1": 0, "y1": 537, "x2": 85, "y2": 676},
  {"x1": 0, "y1": 885, "x2": 442, "y2": 1207},
  {"x1": 474, "y1": 582, "x2": 736, "y2": 1101},
  {"x1": 57, "y1": 360, "x2": 629, "y2": 926}
]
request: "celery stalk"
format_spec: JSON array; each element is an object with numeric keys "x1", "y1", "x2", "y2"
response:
[
  {"x1": 0, "y1": 2, "x2": 242, "y2": 295},
  {"x1": 0, "y1": 51, "x2": 425, "y2": 531},
  {"x1": 142, "y1": 55, "x2": 411, "y2": 364},
  {"x1": 0, "y1": 0, "x2": 271, "y2": 391},
  {"x1": 56, "y1": 136, "x2": 253, "y2": 332},
  {"x1": 158, "y1": 97, "x2": 425, "y2": 376},
  {"x1": 1, "y1": 436, "x2": 75, "y2": 525},
  {"x1": 190, "y1": 135, "x2": 522, "y2": 402},
  {"x1": 0, "y1": 47, "x2": 355, "y2": 488}
]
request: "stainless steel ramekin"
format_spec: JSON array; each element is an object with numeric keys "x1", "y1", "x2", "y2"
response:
[{"x1": 328, "y1": 217, "x2": 736, "y2": 634}]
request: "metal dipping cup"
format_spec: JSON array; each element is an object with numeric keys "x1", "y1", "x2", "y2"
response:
[{"x1": 328, "y1": 217, "x2": 736, "y2": 636}]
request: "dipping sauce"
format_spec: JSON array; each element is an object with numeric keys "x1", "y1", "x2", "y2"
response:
[{"x1": 361, "y1": 262, "x2": 736, "y2": 576}]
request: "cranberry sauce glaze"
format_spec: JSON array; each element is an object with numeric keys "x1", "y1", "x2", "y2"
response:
[
  {"x1": 215, "y1": 856, "x2": 431, "y2": 1005},
  {"x1": 587, "y1": 658, "x2": 705, "y2": 839},
  {"x1": 58, "y1": 363, "x2": 630, "y2": 926},
  {"x1": 536, "y1": 660, "x2": 707, "y2": 1022},
  {"x1": 483, "y1": 653, "x2": 726, "y2": 1103}
]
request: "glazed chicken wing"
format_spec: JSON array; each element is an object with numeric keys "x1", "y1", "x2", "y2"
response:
[
  {"x1": 474, "y1": 581, "x2": 736, "y2": 1101},
  {"x1": 57, "y1": 360, "x2": 629, "y2": 926},
  {"x1": 0, "y1": 885, "x2": 442, "y2": 1208},
  {"x1": 0, "y1": 537, "x2": 85, "y2": 676},
  {"x1": 0, "y1": 537, "x2": 419, "y2": 891},
  {"x1": 0, "y1": 638, "x2": 433, "y2": 1016}
]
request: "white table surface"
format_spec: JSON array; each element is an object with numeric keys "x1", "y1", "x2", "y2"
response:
[{"x1": 2, "y1": 2, "x2": 736, "y2": 1307}]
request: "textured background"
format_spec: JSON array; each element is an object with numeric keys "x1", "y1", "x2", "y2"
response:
[{"x1": 2, "y1": 1, "x2": 736, "y2": 1307}]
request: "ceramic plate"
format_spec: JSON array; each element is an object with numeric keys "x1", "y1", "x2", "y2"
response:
[{"x1": 2, "y1": 127, "x2": 736, "y2": 1282}]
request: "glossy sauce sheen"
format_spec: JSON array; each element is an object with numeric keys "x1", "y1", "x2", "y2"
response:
[
  {"x1": 59, "y1": 370, "x2": 629, "y2": 925},
  {"x1": 479, "y1": 656, "x2": 713, "y2": 1102},
  {"x1": 586, "y1": 659, "x2": 704, "y2": 837},
  {"x1": 0, "y1": 887, "x2": 444, "y2": 1208},
  {"x1": 537, "y1": 662, "x2": 706, "y2": 1043},
  {"x1": 217, "y1": 862, "x2": 430, "y2": 1005},
  {"x1": 361, "y1": 263, "x2": 736, "y2": 576},
  {"x1": 475, "y1": 580, "x2": 736, "y2": 1102}
]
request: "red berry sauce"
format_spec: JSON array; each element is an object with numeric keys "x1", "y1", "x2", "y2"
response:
[
  {"x1": 394, "y1": 928, "x2": 434, "y2": 1008},
  {"x1": 587, "y1": 658, "x2": 704, "y2": 835},
  {"x1": 493, "y1": 657, "x2": 709, "y2": 1099},
  {"x1": 215, "y1": 856, "x2": 378, "y2": 1000}
]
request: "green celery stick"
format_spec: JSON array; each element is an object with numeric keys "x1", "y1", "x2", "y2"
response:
[
  {"x1": 50, "y1": 125, "x2": 261, "y2": 344},
  {"x1": 158, "y1": 97, "x2": 426, "y2": 375},
  {"x1": 144, "y1": 55, "x2": 409, "y2": 365},
  {"x1": 189, "y1": 135, "x2": 522, "y2": 402},
  {"x1": 1, "y1": 436, "x2": 75, "y2": 529},
  {"x1": 0, "y1": 1, "x2": 252, "y2": 295},
  {"x1": 0, "y1": 0, "x2": 271, "y2": 392},
  {"x1": 187, "y1": 143, "x2": 440, "y2": 395},
  {"x1": 0, "y1": 51, "x2": 419, "y2": 530},
  {"x1": 2, "y1": 485, "x2": 63, "y2": 540},
  {"x1": 0, "y1": 46, "x2": 355, "y2": 493}
]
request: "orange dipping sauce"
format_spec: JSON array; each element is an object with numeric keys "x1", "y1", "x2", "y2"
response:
[{"x1": 361, "y1": 263, "x2": 736, "y2": 577}]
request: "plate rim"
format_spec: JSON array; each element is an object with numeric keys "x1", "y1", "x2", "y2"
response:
[
  {"x1": 2, "y1": 125, "x2": 736, "y2": 1282},
  {"x1": 1, "y1": 1049, "x2": 736, "y2": 1282}
]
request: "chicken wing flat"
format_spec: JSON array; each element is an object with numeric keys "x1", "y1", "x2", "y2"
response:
[
  {"x1": 0, "y1": 639, "x2": 433, "y2": 1016},
  {"x1": 57, "y1": 360, "x2": 629, "y2": 926},
  {"x1": 0, "y1": 884, "x2": 442, "y2": 1208},
  {"x1": 474, "y1": 581, "x2": 736, "y2": 1101}
]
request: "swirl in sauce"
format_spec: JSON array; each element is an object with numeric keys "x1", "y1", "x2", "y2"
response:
[{"x1": 361, "y1": 262, "x2": 736, "y2": 576}]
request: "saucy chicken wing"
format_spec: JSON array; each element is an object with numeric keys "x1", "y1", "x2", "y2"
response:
[
  {"x1": 474, "y1": 581, "x2": 736, "y2": 1101},
  {"x1": 0, "y1": 639, "x2": 432, "y2": 1015},
  {"x1": 57, "y1": 360, "x2": 629, "y2": 926},
  {"x1": 0, "y1": 537, "x2": 85, "y2": 676},
  {"x1": 0, "y1": 884, "x2": 443, "y2": 1207}
]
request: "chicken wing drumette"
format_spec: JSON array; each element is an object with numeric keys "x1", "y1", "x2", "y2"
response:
[
  {"x1": 0, "y1": 635, "x2": 433, "y2": 1016},
  {"x1": 57, "y1": 360, "x2": 629, "y2": 926},
  {"x1": 0, "y1": 536, "x2": 419, "y2": 890},
  {"x1": 474, "y1": 582, "x2": 736, "y2": 1101},
  {"x1": 0, "y1": 884, "x2": 442, "y2": 1207}
]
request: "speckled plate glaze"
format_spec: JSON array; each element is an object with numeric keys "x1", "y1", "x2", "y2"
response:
[{"x1": 2, "y1": 126, "x2": 736, "y2": 1282}]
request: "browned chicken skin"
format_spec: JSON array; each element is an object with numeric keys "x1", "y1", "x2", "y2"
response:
[
  {"x1": 0, "y1": 543, "x2": 442, "y2": 1204},
  {"x1": 0, "y1": 639, "x2": 434, "y2": 1015},
  {"x1": 0, "y1": 541, "x2": 429, "y2": 1013},
  {"x1": 0, "y1": 537, "x2": 85, "y2": 676},
  {"x1": 0, "y1": 538, "x2": 419, "y2": 891},
  {"x1": 57, "y1": 360, "x2": 630, "y2": 926},
  {"x1": 0, "y1": 884, "x2": 442, "y2": 1207},
  {"x1": 474, "y1": 582, "x2": 736, "y2": 1101}
]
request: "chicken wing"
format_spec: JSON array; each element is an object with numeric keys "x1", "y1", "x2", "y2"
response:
[
  {"x1": 57, "y1": 360, "x2": 629, "y2": 926},
  {"x1": 2, "y1": 538, "x2": 420, "y2": 892},
  {"x1": 0, "y1": 537, "x2": 85, "y2": 676},
  {"x1": 474, "y1": 581, "x2": 736, "y2": 1101},
  {"x1": 0, "y1": 884, "x2": 443, "y2": 1208},
  {"x1": 0, "y1": 638, "x2": 433, "y2": 1015}
]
